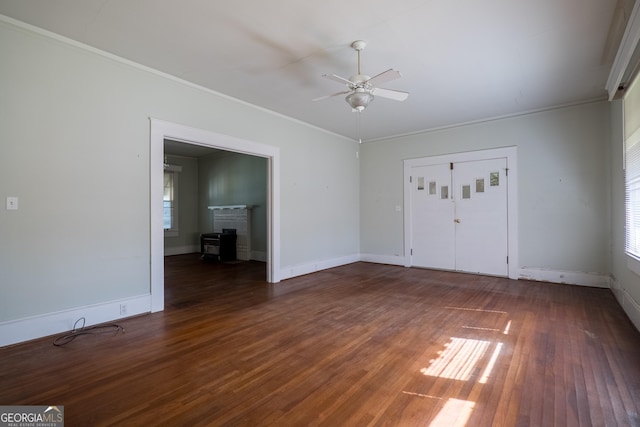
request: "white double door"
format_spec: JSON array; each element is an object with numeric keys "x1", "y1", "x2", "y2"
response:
[{"x1": 409, "y1": 157, "x2": 508, "y2": 276}]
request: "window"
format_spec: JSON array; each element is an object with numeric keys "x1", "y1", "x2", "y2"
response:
[
  {"x1": 163, "y1": 162, "x2": 182, "y2": 236},
  {"x1": 624, "y1": 74, "x2": 640, "y2": 263},
  {"x1": 625, "y1": 130, "x2": 640, "y2": 258}
]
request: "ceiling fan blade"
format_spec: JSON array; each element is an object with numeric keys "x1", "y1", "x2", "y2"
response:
[
  {"x1": 312, "y1": 90, "x2": 352, "y2": 102},
  {"x1": 371, "y1": 87, "x2": 409, "y2": 101},
  {"x1": 322, "y1": 74, "x2": 353, "y2": 86},
  {"x1": 365, "y1": 69, "x2": 402, "y2": 87}
]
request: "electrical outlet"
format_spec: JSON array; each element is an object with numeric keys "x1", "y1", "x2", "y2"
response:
[
  {"x1": 120, "y1": 304, "x2": 127, "y2": 316},
  {"x1": 6, "y1": 197, "x2": 18, "y2": 210}
]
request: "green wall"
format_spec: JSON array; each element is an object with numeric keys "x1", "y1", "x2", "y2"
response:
[{"x1": 199, "y1": 151, "x2": 268, "y2": 257}]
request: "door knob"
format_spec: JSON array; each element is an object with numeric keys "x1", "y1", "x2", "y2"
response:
[{"x1": 454, "y1": 218, "x2": 461, "y2": 223}]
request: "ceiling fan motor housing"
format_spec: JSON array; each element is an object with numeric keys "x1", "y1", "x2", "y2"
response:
[{"x1": 349, "y1": 74, "x2": 371, "y2": 88}]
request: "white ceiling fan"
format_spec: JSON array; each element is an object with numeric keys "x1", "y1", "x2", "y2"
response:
[{"x1": 313, "y1": 40, "x2": 409, "y2": 112}]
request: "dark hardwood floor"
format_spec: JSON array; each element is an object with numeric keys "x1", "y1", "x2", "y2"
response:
[{"x1": 1, "y1": 255, "x2": 639, "y2": 426}]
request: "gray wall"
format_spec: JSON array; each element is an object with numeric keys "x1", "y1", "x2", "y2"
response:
[
  {"x1": 2, "y1": 15, "x2": 637, "y2": 340},
  {"x1": 163, "y1": 155, "x2": 200, "y2": 254},
  {"x1": 0, "y1": 18, "x2": 359, "y2": 323},
  {"x1": 360, "y1": 101, "x2": 612, "y2": 276}
]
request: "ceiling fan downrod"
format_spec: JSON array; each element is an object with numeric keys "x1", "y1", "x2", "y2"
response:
[{"x1": 352, "y1": 40, "x2": 366, "y2": 75}]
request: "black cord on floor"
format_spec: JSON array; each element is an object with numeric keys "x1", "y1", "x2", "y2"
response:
[{"x1": 53, "y1": 317, "x2": 125, "y2": 346}]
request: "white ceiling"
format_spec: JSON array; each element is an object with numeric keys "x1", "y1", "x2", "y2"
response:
[{"x1": 0, "y1": 0, "x2": 626, "y2": 142}]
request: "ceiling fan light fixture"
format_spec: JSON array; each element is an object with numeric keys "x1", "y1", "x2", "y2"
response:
[
  {"x1": 346, "y1": 90, "x2": 374, "y2": 111},
  {"x1": 314, "y1": 39, "x2": 407, "y2": 120}
]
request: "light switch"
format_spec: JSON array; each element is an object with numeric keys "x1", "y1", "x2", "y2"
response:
[{"x1": 6, "y1": 197, "x2": 18, "y2": 210}]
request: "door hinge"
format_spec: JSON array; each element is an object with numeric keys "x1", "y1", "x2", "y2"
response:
[
  {"x1": 450, "y1": 162, "x2": 454, "y2": 170},
  {"x1": 505, "y1": 168, "x2": 509, "y2": 176},
  {"x1": 507, "y1": 256, "x2": 509, "y2": 264},
  {"x1": 411, "y1": 248, "x2": 413, "y2": 255},
  {"x1": 410, "y1": 176, "x2": 412, "y2": 183}
]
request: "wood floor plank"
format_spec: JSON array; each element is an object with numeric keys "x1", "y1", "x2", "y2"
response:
[{"x1": 1, "y1": 256, "x2": 639, "y2": 426}]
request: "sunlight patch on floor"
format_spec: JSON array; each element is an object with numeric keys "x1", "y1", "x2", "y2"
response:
[
  {"x1": 462, "y1": 325, "x2": 502, "y2": 332},
  {"x1": 421, "y1": 337, "x2": 490, "y2": 381},
  {"x1": 421, "y1": 337, "x2": 504, "y2": 384},
  {"x1": 429, "y1": 398, "x2": 475, "y2": 427},
  {"x1": 479, "y1": 342, "x2": 503, "y2": 383},
  {"x1": 444, "y1": 306, "x2": 507, "y2": 314},
  {"x1": 401, "y1": 391, "x2": 442, "y2": 399},
  {"x1": 503, "y1": 320, "x2": 511, "y2": 334},
  {"x1": 414, "y1": 317, "x2": 510, "y2": 425}
]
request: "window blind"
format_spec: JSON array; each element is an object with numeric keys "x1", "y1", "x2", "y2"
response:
[{"x1": 624, "y1": 74, "x2": 640, "y2": 259}]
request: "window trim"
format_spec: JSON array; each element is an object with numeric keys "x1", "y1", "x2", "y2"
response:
[
  {"x1": 163, "y1": 163, "x2": 182, "y2": 237},
  {"x1": 624, "y1": 125, "x2": 640, "y2": 254}
]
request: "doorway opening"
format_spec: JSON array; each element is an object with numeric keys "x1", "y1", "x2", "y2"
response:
[{"x1": 150, "y1": 119, "x2": 281, "y2": 312}]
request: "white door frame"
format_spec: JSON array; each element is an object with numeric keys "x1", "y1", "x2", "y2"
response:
[
  {"x1": 403, "y1": 146, "x2": 519, "y2": 279},
  {"x1": 150, "y1": 118, "x2": 281, "y2": 312}
]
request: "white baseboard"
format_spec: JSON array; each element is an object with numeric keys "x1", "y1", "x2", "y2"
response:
[
  {"x1": 279, "y1": 254, "x2": 360, "y2": 281},
  {"x1": 359, "y1": 253, "x2": 407, "y2": 266},
  {"x1": 0, "y1": 295, "x2": 151, "y2": 348},
  {"x1": 2, "y1": 260, "x2": 617, "y2": 347},
  {"x1": 621, "y1": 293, "x2": 640, "y2": 333},
  {"x1": 164, "y1": 247, "x2": 266, "y2": 261},
  {"x1": 251, "y1": 251, "x2": 267, "y2": 262},
  {"x1": 610, "y1": 277, "x2": 640, "y2": 333},
  {"x1": 518, "y1": 267, "x2": 610, "y2": 288},
  {"x1": 164, "y1": 245, "x2": 199, "y2": 256},
  {"x1": 320, "y1": 256, "x2": 614, "y2": 289},
  {"x1": 358, "y1": 257, "x2": 611, "y2": 288}
]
